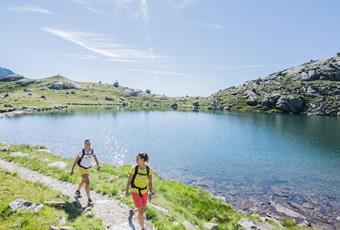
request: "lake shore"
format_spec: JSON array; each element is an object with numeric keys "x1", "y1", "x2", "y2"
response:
[{"x1": 0, "y1": 142, "x2": 309, "y2": 230}]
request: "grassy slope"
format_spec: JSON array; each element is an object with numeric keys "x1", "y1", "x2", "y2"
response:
[
  {"x1": 0, "y1": 169, "x2": 103, "y2": 230},
  {"x1": 0, "y1": 144, "x2": 250, "y2": 230},
  {"x1": 0, "y1": 143, "x2": 308, "y2": 230},
  {"x1": 0, "y1": 76, "x2": 206, "y2": 111}
]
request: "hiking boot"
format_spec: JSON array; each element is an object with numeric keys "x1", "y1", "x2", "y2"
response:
[
  {"x1": 75, "y1": 190, "x2": 82, "y2": 198},
  {"x1": 87, "y1": 198, "x2": 93, "y2": 206},
  {"x1": 128, "y1": 209, "x2": 134, "y2": 223}
]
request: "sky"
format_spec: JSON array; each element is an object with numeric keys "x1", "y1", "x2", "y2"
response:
[{"x1": 0, "y1": 0, "x2": 340, "y2": 96}]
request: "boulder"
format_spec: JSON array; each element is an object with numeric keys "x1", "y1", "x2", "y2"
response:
[
  {"x1": 49, "y1": 226, "x2": 73, "y2": 230},
  {"x1": 237, "y1": 218, "x2": 272, "y2": 230},
  {"x1": 16, "y1": 79, "x2": 35, "y2": 87},
  {"x1": 170, "y1": 103, "x2": 178, "y2": 110},
  {"x1": 105, "y1": 96, "x2": 114, "y2": 101},
  {"x1": 41, "y1": 95, "x2": 48, "y2": 99},
  {"x1": 9, "y1": 199, "x2": 44, "y2": 212},
  {"x1": 45, "y1": 201, "x2": 66, "y2": 209},
  {"x1": 124, "y1": 88, "x2": 147, "y2": 97},
  {"x1": 271, "y1": 203, "x2": 304, "y2": 219},
  {"x1": 192, "y1": 101, "x2": 200, "y2": 107},
  {"x1": 246, "y1": 96, "x2": 258, "y2": 106},
  {"x1": 275, "y1": 95, "x2": 305, "y2": 113},
  {"x1": 203, "y1": 222, "x2": 218, "y2": 230},
  {"x1": 24, "y1": 88, "x2": 32, "y2": 92},
  {"x1": 113, "y1": 81, "x2": 119, "y2": 87},
  {"x1": 182, "y1": 220, "x2": 198, "y2": 230},
  {"x1": 49, "y1": 81, "x2": 80, "y2": 90},
  {"x1": 145, "y1": 89, "x2": 151, "y2": 94}
]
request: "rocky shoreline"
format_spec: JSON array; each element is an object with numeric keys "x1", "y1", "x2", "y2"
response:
[
  {"x1": 186, "y1": 178, "x2": 340, "y2": 230},
  {"x1": 0, "y1": 104, "x2": 67, "y2": 118}
]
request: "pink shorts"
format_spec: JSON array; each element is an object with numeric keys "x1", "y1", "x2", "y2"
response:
[{"x1": 132, "y1": 192, "x2": 148, "y2": 208}]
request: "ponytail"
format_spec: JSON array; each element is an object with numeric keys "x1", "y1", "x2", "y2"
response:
[{"x1": 137, "y1": 152, "x2": 149, "y2": 162}]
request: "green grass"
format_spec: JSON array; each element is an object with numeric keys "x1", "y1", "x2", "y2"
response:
[
  {"x1": 0, "y1": 76, "x2": 205, "y2": 111},
  {"x1": 0, "y1": 169, "x2": 103, "y2": 230},
  {"x1": 0, "y1": 144, "x2": 250, "y2": 230}
]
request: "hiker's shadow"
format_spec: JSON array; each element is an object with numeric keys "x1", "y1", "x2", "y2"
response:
[
  {"x1": 128, "y1": 222, "x2": 136, "y2": 230},
  {"x1": 63, "y1": 197, "x2": 84, "y2": 220}
]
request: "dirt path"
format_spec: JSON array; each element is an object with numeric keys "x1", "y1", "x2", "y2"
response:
[{"x1": 0, "y1": 159, "x2": 155, "y2": 230}]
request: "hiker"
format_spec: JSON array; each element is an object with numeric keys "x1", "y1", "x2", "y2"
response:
[
  {"x1": 70, "y1": 139, "x2": 100, "y2": 206},
  {"x1": 125, "y1": 152, "x2": 153, "y2": 230}
]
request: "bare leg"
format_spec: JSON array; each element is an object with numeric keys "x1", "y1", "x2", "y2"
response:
[
  {"x1": 83, "y1": 174, "x2": 91, "y2": 199},
  {"x1": 77, "y1": 177, "x2": 85, "y2": 191},
  {"x1": 137, "y1": 207, "x2": 144, "y2": 229}
]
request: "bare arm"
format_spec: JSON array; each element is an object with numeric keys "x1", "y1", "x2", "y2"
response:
[
  {"x1": 70, "y1": 155, "x2": 80, "y2": 175},
  {"x1": 93, "y1": 155, "x2": 100, "y2": 169},
  {"x1": 125, "y1": 174, "x2": 133, "y2": 196},
  {"x1": 148, "y1": 175, "x2": 153, "y2": 193}
]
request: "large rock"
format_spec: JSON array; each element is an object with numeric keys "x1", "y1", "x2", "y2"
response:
[
  {"x1": 16, "y1": 79, "x2": 35, "y2": 87},
  {"x1": 49, "y1": 81, "x2": 81, "y2": 90},
  {"x1": 123, "y1": 88, "x2": 147, "y2": 97},
  {"x1": 246, "y1": 96, "x2": 258, "y2": 106},
  {"x1": 237, "y1": 218, "x2": 272, "y2": 230},
  {"x1": 275, "y1": 95, "x2": 305, "y2": 113},
  {"x1": 9, "y1": 198, "x2": 44, "y2": 212}
]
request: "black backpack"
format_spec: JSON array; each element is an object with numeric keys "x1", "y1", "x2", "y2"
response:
[
  {"x1": 77, "y1": 148, "x2": 94, "y2": 169},
  {"x1": 131, "y1": 165, "x2": 150, "y2": 197}
]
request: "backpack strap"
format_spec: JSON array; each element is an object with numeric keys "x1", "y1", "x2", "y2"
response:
[{"x1": 131, "y1": 165, "x2": 149, "y2": 197}]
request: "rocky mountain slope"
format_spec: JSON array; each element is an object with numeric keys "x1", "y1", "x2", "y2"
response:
[{"x1": 209, "y1": 53, "x2": 340, "y2": 116}]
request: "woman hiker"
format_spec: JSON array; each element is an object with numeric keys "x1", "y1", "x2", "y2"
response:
[
  {"x1": 125, "y1": 152, "x2": 153, "y2": 230},
  {"x1": 70, "y1": 138, "x2": 100, "y2": 206}
]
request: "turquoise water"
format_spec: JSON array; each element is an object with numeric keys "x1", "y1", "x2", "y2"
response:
[{"x1": 0, "y1": 109, "x2": 339, "y2": 223}]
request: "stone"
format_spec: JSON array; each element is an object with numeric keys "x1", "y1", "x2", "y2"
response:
[
  {"x1": 170, "y1": 103, "x2": 178, "y2": 110},
  {"x1": 59, "y1": 216, "x2": 67, "y2": 225},
  {"x1": 182, "y1": 220, "x2": 198, "y2": 230},
  {"x1": 51, "y1": 104, "x2": 66, "y2": 110},
  {"x1": 192, "y1": 101, "x2": 200, "y2": 107},
  {"x1": 49, "y1": 81, "x2": 80, "y2": 90},
  {"x1": 45, "y1": 201, "x2": 66, "y2": 209},
  {"x1": 41, "y1": 95, "x2": 48, "y2": 99},
  {"x1": 47, "y1": 161, "x2": 67, "y2": 170},
  {"x1": 16, "y1": 79, "x2": 35, "y2": 87},
  {"x1": 149, "y1": 204, "x2": 169, "y2": 215},
  {"x1": 272, "y1": 203, "x2": 304, "y2": 219},
  {"x1": 24, "y1": 88, "x2": 32, "y2": 92},
  {"x1": 49, "y1": 226, "x2": 73, "y2": 230},
  {"x1": 275, "y1": 95, "x2": 305, "y2": 113},
  {"x1": 113, "y1": 81, "x2": 119, "y2": 87},
  {"x1": 10, "y1": 151, "x2": 29, "y2": 157},
  {"x1": 145, "y1": 89, "x2": 151, "y2": 94},
  {"x1": 246, "y1": 96, "x2": 258, "y2": 106},
  {"x1": 203, "y1": 222, "x2": 218, "y2": 230},
  {"x1": 105, "y1": 96, "x2": 114, "y2": 101},
  {"x1": 9, "y1": 199, "x2": 44, "y2": 212},
  {"x1": 237, "y1": 218, "x2": 272, "y2": 230}
]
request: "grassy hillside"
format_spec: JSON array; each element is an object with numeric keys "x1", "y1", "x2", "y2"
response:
[{"x1": 0, "y1": 75, "x2": 206, "y2": 112}]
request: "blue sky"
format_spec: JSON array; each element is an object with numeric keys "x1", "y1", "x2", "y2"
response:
[{"x1": 1, "y1": 0, "x2": 340, "y2": 96}]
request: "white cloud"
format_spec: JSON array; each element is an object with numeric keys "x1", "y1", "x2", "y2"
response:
[
  {"x1": 42, "y1": 27, "x2": 166, "y2": 62},
  {"x1": 177, "y1": 0, "x2": 200, "y2": 10},
  {"x1": 139, "y1": 0, "x2": 149, "y2": 23},
  {"x1": 70, "y1": 0, "x2": 103, "y2": 14},
  {"x1": 3, "y1": 3, "x2": 54, "y2": 14},
  {"x1": 201, "y1": 22, "x2": 223, "y2": 30},
  {"x1": 62, "y1": 54, "x2": 98, "y2": 60},
  {"x1": 219, "y1": 64, "x2": 280, "y2": 70},
  {"x1": 129, "y1": 68, "x2": 196, "y2": 78}
]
